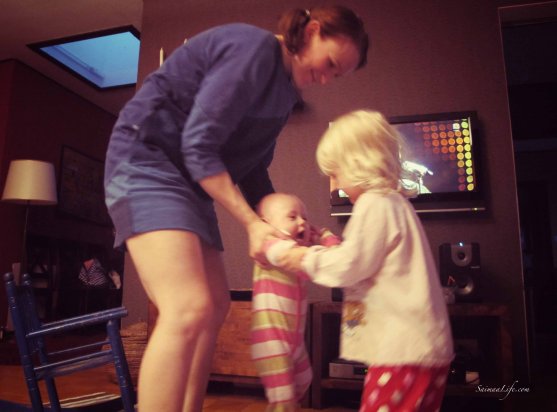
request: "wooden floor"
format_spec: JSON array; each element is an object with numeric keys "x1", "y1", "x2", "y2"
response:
[
  {"x1": 0, "y1": 327, "x2": 355, "y2": 411},
  {"x1": 0, "y1": 364, "x2": 356, "y2": 411},
  {"x1": 2, "y1": 330, "x2": 556, "y2": 411},
  {"x1": 4, "y1": 362, "x2": 557, "y2": 412}
]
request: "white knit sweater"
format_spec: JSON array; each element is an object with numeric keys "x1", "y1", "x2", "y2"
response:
[{"x1": 303, "y1": 191, "x2": 454, "y2": 367}]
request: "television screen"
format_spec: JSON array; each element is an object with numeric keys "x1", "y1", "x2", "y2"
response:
[{"x1": 330, "y1": 111, "x2": 486, "y2": 215}]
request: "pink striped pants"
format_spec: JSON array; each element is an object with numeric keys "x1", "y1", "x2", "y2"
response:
[{"x1": 250, "y1": 266, "x2": 312, "y2": 411}]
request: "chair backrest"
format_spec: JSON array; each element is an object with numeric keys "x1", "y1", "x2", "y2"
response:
[{"x1": 4, "y1": 271, "x2": 135, "y2": 411}]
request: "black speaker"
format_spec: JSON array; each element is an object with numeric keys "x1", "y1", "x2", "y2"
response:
[{"x1": 439, "y1": 242, "x2": 481, "y2": 302}]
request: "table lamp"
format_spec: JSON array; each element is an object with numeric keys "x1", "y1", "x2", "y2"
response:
[{"x1": 2, "y1": 159, "x2": 57, "y2": 278}]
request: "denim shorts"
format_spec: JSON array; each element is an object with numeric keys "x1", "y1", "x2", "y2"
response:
[{"x1": 104, "y1": 129, "x2": 223, "y2": 250}]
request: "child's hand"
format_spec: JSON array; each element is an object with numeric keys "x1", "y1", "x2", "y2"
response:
[
  {"x1": 309, "y1": 226, "x2": 341, "y2": 247},
  {"x1": 320, "y1": 228, "x2": 341, "y2": 247},
  {"x1": 308, "y1": 224, "x2": 322, "y2": 245}
]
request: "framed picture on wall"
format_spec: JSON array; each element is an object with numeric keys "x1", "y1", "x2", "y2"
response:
[{"x1": 58, "y1": 146, "x2": 111, "y2": 226}]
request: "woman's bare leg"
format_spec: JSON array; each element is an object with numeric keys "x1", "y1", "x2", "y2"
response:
[
  {"x1": 181, "y1": 244, "x2": 230, "y2": 411},
  {"x1": 126, "y1": 230, "x2": 226, "y2": 412}
]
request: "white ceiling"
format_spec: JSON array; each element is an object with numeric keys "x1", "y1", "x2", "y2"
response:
[{"x1": 0, "y1": 0, "x2": 143, "y2": 115}]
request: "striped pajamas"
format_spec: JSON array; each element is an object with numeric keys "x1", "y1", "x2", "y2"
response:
[
  {"x1": 250, "y1": 266, "x2": 312, "y2": 411},
  {"x1": 251, "y1": 230, "x2": 340, "y2": 411}
]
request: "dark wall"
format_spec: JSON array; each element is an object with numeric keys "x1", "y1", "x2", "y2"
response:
[
  {"x1": 126, "y1": 0, "x2": 529, "y2": 379},
  {"x1": 0, "y1": 60, "x2": 117, "y2": 325}
]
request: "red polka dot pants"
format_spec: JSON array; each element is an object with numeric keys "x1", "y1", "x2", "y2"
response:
[{"x1": 359, "y1": 364, "x2": 450, "y2": 412}]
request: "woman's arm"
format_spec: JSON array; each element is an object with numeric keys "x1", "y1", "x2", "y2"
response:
[
  {"x1": 199, "y1": 171, "x2": 280, "y2": 264},
  {"x1": 237, "y1": 154, "x2": 275, "y2": 209}
]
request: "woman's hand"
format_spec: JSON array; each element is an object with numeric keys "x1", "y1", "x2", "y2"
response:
[
  {"x1": 247, "y1": 220, "x2": 287, "y2": 267},
  {"x1": 199, "y1": 172, "x2": 280, "y2": 263}
]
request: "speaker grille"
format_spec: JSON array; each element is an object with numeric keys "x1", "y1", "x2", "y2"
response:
[{"x1": 439, "y1": 242, "x2": 481, "y2": 302}]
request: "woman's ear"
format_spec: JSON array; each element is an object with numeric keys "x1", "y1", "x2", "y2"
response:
[{"x1": 303, "y1": 20, "x2": 321, "y2": 43}]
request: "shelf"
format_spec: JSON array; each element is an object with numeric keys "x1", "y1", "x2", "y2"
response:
[{"x1": 209, "y1": 374, "x2": 260, "y2": 386}]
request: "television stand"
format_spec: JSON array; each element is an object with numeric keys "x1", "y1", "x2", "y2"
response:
[{"x1": 310, "y1": 301, "x2": 513, "y2": 409}]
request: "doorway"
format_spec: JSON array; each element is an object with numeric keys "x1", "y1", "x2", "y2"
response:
[{"x1": 500, "y1": 4, "x2": 557, "y2": 376}]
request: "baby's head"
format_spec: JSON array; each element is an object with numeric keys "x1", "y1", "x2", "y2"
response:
[
  {"x1": 316, "y1": 110, "x2": 417, "y2": 202},
  {"x1": 258, "y1": 193, "x2": 310, "y2": 245}
]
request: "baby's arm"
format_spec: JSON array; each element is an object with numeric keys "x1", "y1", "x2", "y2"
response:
[
  {"x1": 274, "y1": 222, "x2": 378, "y2": 288},
  {"x1": 264, "y1": 238, "x2": 299, "y2": 267},
  {"x1": 264, "y1": 236, "x2": 336, "y2": 277},
  {"x1": 262, "y1": 237, "x2": 309, "y2": 276},
  {"x1": 266, "y1": 226, "x2": 339, "y2": 273},
  {"x1": 270, "y1": 243, "x2": 309, "y2": 275}
]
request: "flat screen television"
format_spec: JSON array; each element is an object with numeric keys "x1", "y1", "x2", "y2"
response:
[{"x1": 330, "y1": 111, "x2": 486, "y2": 216}]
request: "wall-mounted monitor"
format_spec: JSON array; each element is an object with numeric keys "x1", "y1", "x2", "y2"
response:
[{"x1": 330, "y1": 111, "x2": 486, "y2": 216}]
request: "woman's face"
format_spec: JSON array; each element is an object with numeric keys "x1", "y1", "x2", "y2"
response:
[{"x1": 291, "y1": 21, "x2": 360, "y2": 89}]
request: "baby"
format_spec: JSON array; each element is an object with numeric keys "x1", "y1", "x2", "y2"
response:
[{"x1": 250, "y1": 192, "x2": 339, "y2": 412}]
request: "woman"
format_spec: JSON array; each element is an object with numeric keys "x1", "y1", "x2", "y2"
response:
[{"x1": 104, "y1": 6, "x2": 368, "y2": 411}]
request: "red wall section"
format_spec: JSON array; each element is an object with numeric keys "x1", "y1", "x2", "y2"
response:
[{"x1": 0, "y1": 60, "x2": 117, "y2": 326}]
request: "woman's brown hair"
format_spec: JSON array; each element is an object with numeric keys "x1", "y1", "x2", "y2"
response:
[{"x1": 278, "y1": 5, "x2": 369, "y2": 69}]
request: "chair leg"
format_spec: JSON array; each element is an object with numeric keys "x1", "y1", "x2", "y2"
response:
[
  {"x1": 6, "y1": 275, "x2": 45, "y2": 412},
  {"x1": 21, "y1": 361, "x2": 45, "y2": 412},
  {"x1": 107, "y1": 319, "x2": 136, "y2": 412},
  {"x1": 44, "y1": 377, "x2": 62, "y2": 411},
  {"x1": 36, "y1": 337, "x2": 62, "y2": 411}
]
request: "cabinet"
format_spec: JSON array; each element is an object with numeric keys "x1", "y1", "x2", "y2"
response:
[
  {"x1": 210, "y1": 300, "x2": 260, "y2": 383},
  {"x1": 310, "y1": 301, "x2": 513, "y2": 409},
  {"x1": 25, "y1": 235, "x2": 59, "y2": 320}
]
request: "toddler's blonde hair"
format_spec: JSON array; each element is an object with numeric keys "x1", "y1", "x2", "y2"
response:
[{"x1": 316, "y1": 110, "x2": 418, "y2": 197}]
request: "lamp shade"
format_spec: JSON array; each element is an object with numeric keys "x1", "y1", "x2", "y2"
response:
[{"x1": 2, "y1": 160, "x2": 57, "y2": 205}]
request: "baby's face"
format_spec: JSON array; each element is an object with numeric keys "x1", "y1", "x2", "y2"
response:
[{"x1": 265, "y1": 196, "x2": 310, "y2": 245}]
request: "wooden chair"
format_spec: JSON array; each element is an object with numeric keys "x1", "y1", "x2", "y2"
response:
[{"x1": 3, "y1": 272, "x2": 136, "y2": 412}]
